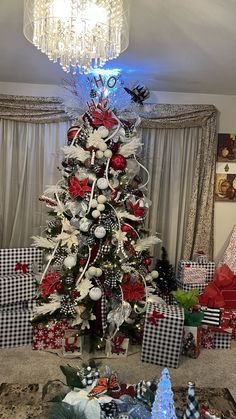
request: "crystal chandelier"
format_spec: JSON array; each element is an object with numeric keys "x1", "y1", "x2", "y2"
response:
[{"x1": 23, "y1": 0, "x2": 129, "y2": 74}]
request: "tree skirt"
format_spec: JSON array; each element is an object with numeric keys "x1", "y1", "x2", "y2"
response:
[{"x1": 0, "y1": 383, "x2": 236, "y2": 419}]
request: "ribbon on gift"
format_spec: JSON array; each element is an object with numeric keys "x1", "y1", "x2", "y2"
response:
[
  {"x1": 207, "y1": 324, "x2": 232, "y2": 335},
  {"x1": 198, "y1": 264, "x2": 236, "y2": 308},
  {"x1": 111, "y1": 335, "x2": 125, "y2": 354},
  {"x1": 147, "y1": 310, "x2": 165, "y2": 325},
  {"x1": 220, "y1": 309, "x2": 233, "y2": 329},
  {"x1": 15, "y1": 262, "x2": 28, "y2": 274}
]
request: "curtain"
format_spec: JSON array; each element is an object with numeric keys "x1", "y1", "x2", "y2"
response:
[
  {"x1": 140, "y1": 104, "x2": 217, "y2": 265},
  {"x1": 141, "y1": 126, "x2": 202, "y2": 266},
  {"x1": 0, "y1": 119, "x2": 71, "y2": 248}
]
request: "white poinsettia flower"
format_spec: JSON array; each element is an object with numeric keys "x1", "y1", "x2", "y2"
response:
[
  {"x1": 114, "y1": 230, "x2": 128, "y2": 242},
  {"x1": 56, "y1": 231, "x2": 79, "y2": 248},
  {"x1": 76, "y1": 278, "x2": 93, "y2": 300},
  {"x1": 86, "y1": 130, "x2": 104, "y2": 149},
  {"x1": 31, "y1": 236, "x2": 55, "y2": 249}
]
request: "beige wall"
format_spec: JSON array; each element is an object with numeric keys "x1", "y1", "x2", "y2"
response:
[{"x1": 1, "y1": 82, "x2": 236, "y2": 261}]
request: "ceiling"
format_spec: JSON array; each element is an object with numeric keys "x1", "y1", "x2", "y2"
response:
[{"x1": 1, "y1": 0, "x2": 236, "y2": 94}]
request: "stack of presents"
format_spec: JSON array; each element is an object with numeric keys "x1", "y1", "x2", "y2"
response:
[
  {"x1": 141, "y1": 226, "x2": 236, "y2": 368},
  {"x1": 1, "y1": 227, "x2": 236, "y2": 371}
]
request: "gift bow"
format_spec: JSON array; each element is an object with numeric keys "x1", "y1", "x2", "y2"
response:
[
  {"x1": 198, "y1": 264, "x2": 236, "y2": 308},
  {"x1": 147, "y1": 310, "x2": 165, "y2": 325},
  {"x1": 15, "y1": 262, "x2": 28, "y2": 274}
]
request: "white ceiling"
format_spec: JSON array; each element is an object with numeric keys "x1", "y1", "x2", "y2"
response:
[{"x1": 1, "y1": 0, "x2": 236, "y2": 94}]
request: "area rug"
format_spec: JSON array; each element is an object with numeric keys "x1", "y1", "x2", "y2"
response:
[{"x1": 0, "y1": 383, "x2": 236, "y2": 418}]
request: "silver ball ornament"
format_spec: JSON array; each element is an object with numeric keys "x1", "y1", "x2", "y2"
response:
[
  {"x1": 97, "y1": 203, "x2": 105, "y2": 212},
  {"x1": 94, "y1": 226, "x2": 106, "y2": 239},
  {"x1": 64, "y1": 255, "x2": 77, "y2": 268},
  {"x1": 97, "y1": 195, "x2": 107, "y2": 204},
  {"x1": 151, "y1": 270, "x2": 159, "y2": 279},
  {"x1": 97, "y1": 178, "x2": 108, "y2": 190},
  {"x1": 92, "y1": 209, "x2": 101, "y2": 218},
  {"x1": 89, "y1": 287, "x2": 102, "y2": 301},
  {"x1": 88, "y1": 266, "x2": 97, "y2": 277}
]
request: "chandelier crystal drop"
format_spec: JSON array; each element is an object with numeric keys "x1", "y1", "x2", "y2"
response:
[{"x1": 23, "y1": 0, "x2": 129, "y2": 74}]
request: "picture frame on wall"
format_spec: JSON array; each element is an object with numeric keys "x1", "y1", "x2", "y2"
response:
[
  {"x1": 217, "y1": 134, "x2": 236, "y2": 162},
  {"x1": 215, "y1": 173, "x2": 236, "y2": 201}
]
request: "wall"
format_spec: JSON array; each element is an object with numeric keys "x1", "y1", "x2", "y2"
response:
[{"x1": 1, "y1": 82, "x2": 236, "y2": 261}]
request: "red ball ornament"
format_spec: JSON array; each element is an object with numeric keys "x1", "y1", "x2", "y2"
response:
[
  {"x1": 67, "y1": 125, "x2": 80, "y2": 141},
  {"x1": 143, "y1": 257, "x2": 152, "y2": 267},
  {"x1": 110, "y1": 154, "x2": 127, "y2": 171},
  {"x1": 121, "y1": 224, "x2": 132, "y2": 233}
]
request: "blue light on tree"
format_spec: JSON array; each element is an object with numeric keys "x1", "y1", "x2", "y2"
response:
[{"x1": 151, "y1": 368, "x2": 177, "y2": 419}]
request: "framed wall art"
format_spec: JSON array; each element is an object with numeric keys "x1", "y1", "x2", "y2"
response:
[
  {"x1": 215, "y1": 173, "x2": 236, "y2": 201},
  {"x1": 217, "y1": 134, "x2": 236, "y2": 162}
]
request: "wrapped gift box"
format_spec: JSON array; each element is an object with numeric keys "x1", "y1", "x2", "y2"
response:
[
  {"x1": 182, "y1": 325, "x2": 202, "y2": 358},
  {"x1": 214, "y1": 331, "x2": 232, "y2": 349},
  {"x1": 201, "y1": 325, "x2": 232, "y2": 349},
  {"x1": 221, "y1": 290, "x2": 236, "y2": 309},
  {"x1": 32, "y1": 319, "x2": 75, "y2": 350},
  {"x1": 176, "y1": 279, "x2": 207, "y2": 294},
  {"x1": 178, "y1": 261, "x2": 215, "y2": 284},
  {"x1": 62, "y1": 329, "x2": 83, "y2": 356},
  {"x1": 0, "y1": 306, "x2": 34, "y2": 348},
  {"x1": 201, "y1": 326, "x2": 215, "y2": 349},
  {"x1": 201, "y1": 307, "x2": 221, "y2": 327},
  {"x1": 220, "y1": 225, "x2": 236, "y2": 273},
  {"x1": 0, "y1": 247, "x2": 43, "y2": 276},
  {"x1": 105, "y1": 336, "x2": 129, "y2": 358},
  {"x1": 0, "y1": 273, "x2": 37, "y2": 306},
  {"x1": 141, "y1": 303, "x2": 184, "y2": 368}
]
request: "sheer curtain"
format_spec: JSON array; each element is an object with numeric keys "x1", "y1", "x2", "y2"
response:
[
  {"x1": 141, "y1": 126, "x2": 202, "y2": 266},
  {"x1": 0, "y1": 119, "x2": 71, "y2": 248}
]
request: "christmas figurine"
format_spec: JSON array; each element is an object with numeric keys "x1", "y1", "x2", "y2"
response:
[
  {"x1": 183, "y1": 382, "x2": 201, "y2": 419},
  {"x1": 151, "y1": 368, "x2": 177, "y2": 419}
]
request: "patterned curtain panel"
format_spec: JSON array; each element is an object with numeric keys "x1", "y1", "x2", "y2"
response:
[
  {"x1": 140, "y1": 104, "x2": 217, "y2": 263},
  {"x1": 0, "y1": 95, "x2": 71, "y2": 123}
]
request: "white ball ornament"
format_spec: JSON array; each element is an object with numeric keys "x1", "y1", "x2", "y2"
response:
[
  {"x1": 91, "y1": 199, "x2": 98, "y2": 208},
  {"x1": 64, "y1": 255, "x2": 77, "y2": 268},
  {"x1": 97, "y1": 195, "x2": 107, "y2": 204},
  {"x1": 97, "y1": 203, "x2": 105, "y2": 212},
  {"x1": 79, "y1": 217, "x2": 91, "y2": 232},
  {"x1": 96, "y1": 150, "x2": 104, "y2": 159},
  {"x1": 104, "y1": 149, "x2": 113, "y2": 158},
  {"x1": 151, "y1": 270, "x2": 159, "y2": 279},
  {"x1": 92, "y1": 209, "x2": 101, "y2": 218},
  {"x1": 98, "y1": 126, "x2": 109, "y2": 138},
  {"x1": 89, "y1": 287, "x2": 102, "y2": 301},
  {"x1": 98, "y1": 142, "x2": 108, "y2": 152},
  {"x1": 95, "y1": 268, "x2": 103, "y2": 277},
  {"x1": 88, "y1": 266, "x2": 97, "y2": 277},
  {"x1": 145, "y1": 274, "x2": 153, "y2": 283},
  {"x1": 94, "y1": 226, "x2": 106, "y2": 239},
  {"x1": 97, "y1": 178, "x2": 108, "y2": 190}
]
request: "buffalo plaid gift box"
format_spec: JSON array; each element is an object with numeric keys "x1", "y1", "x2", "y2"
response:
[
  {"x1": 178, "y1": 261, "x2": 215, "y2": 284},
  {"x1": 141, "y1": 303, "x2": 184, "y2": 368},
  {"x1": 32, "y1": 319, "x2": 76, "y2": 350},
  {"x1": 176, "y1": 279, "x2": 207, "y2": 294}
]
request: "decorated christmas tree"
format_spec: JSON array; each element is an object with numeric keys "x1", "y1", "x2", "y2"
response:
[
  {"x1": 154, "y1": 247, "x2": 177, "y2": 296},
  {"x1": 151, "y1": 368, "x2": 176, "y2": 419},
  {"x1": 31, "y1": 72, "x2": 160, "y2": 342}
]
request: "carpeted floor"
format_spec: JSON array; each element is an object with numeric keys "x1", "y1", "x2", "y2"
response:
[{"x1": 1, "y1": 342, "x2": 236, "y2": 417}]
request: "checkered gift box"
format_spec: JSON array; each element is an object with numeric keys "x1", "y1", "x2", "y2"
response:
[
  {"x1": 178, "y1": 261, "x2": 215, "y2": 284},
  {"x1": 0, "y1": 307, "x2": 34, "y2": 348},
  {"x1": 0, "y1": 273, "x2": 37, "y2": 306},
  {"x1": 176, "y1": 279, "x2": 207, "y2": 294},
  {"x1": 214, "y1": 332, "x2": 232, "y2": 349},
  {"x1": 0, "y1": 248, "x2": 43, "y2": 275},
  {"x1": 141, "y1": 303, "x2": 184, "y2": 368}
]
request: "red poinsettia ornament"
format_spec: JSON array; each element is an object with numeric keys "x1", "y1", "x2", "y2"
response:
[
  {"x1": 69, "y1": 177, "x2": 92, "y2": 199},
  {"x1": 122, "y1": 281, "x2": 145, "y2": 302},
  {"x1": 40, "y1": 272, "x2": 62, "y2": 297},
  {"x1": 92, "y1": 108, "x2": 118, "y2": 129},
  {"x1": 128, "y1": 200, "x2": 145, "y2": 218}
]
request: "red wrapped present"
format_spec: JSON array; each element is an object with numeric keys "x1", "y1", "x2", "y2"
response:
[
  {"x1": 198, "y1": 264, "x2": 236, "y2": 308},
  {"x1": 221, "y1": 290, "x2": 236, "y2": 309},
  {"x1": 201, "y1": 326, "x2": 215, "y2": 349},
  {"x1": 182, "y1": 325, "x2": 202, "y2": 358},
  {"x1": 32, "y1": 319, "x2": 74, "y2": 350}
]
